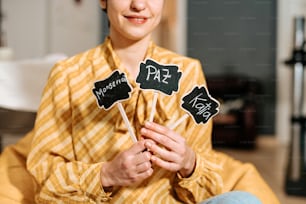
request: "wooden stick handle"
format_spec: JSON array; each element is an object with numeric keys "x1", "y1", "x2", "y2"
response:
[
  {"x1": 149, "y1": 91, "x2": 158, "y2": 122},
  {"x1": 117, "y1": 103, "x2": 137, "y2": 143},
  {"x1": 168, "y1": 113, "x2": 189, "y2": 130}
]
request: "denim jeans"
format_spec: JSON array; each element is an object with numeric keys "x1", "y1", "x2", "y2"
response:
[{"x1": 200, "y1": 191, "x2": 262, "y2": 204}]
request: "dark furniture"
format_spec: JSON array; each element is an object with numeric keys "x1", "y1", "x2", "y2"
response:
[
  {"x1": 0, "y1": 108, "x2": 36, "y2": 151},
  {"x1": 206, "y1": 75, "x2": 260, "y2": 148}
]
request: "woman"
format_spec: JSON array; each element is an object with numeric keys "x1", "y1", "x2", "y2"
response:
[{"x1": 1, "y1": 0, "x2": 279, "y2": 203}]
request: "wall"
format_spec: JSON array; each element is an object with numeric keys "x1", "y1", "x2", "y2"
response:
[
  {"x1": 47, "y1": 0, "x2": 101, "y2": 57},
  {"x1": 2, "y1": 0, "x2": 48, "y2": 59},
  {"x1": 151, "y1": 0, "x2": 187, "y2": 55},
  {"x1": 2, "y1": 0, "x2": 101, "y2": 60},
  {"x1": 187, "y1": 0, "x2": 277, "y2": 135},
  {"x1": 276, "y1": 0, "x2": 306, "y2": 144}
]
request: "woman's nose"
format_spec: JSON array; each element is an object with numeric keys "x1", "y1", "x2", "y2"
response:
[{"x1": 130, "y1": 0, "x2": 146, "y2": 11}]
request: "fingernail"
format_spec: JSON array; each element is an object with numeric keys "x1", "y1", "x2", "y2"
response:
[
  {"x1": 145, "y1": 121, "x2": 152, "y2": 127},
  {"x1": 146, "y1": 141, "x2": 152, "y2": 148},
  {"x1": 141, "y1": 128, "x2": 146, "y2": 134},
  {"x1": 151, "y1": 156, "x2": 156, "y2": 162},
  {"x1": 145, "y1": 152, "x2": 151, "y2": 159}
]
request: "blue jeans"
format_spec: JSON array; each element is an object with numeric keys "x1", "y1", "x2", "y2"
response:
[{"x1": 200, "y1": 191, "x2": 262, "y2": 204}]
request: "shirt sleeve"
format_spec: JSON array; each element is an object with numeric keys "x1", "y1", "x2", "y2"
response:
[
  {"x1": 173, "y1": 120, "x2": 224, "y2": 203},
  {"x1": 26, "y1": 63, "x2": 111, "y2": 203},
  {"x1": 171, "y1": 59, "x2": 223, "y2": 203}
]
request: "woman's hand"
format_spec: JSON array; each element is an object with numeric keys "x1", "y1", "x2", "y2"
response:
[
  {"x1": 100, "y1": 140, "x2": 153, "y2": 187},
  {"x1": 141, "y1": 122, "x2": 196, "y2": 178}
]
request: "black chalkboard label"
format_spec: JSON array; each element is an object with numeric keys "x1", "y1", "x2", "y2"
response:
[
  {"x1": 92, "y1": 70, "x2": 132, "y2": 110},
  {"x1": 181, "y1": 86, "x2": 219, "y2": 124},
  {"x1": 136, "y1": 58, "x2": 182, "y2": 95}
]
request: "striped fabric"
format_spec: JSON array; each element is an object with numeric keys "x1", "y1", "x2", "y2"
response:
[{"x1": 26, "y1": 37, "x2": 224, "y2": 203}]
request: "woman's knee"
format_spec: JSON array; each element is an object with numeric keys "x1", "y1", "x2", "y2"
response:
[{"x1": 200, "y1": 191, "x2": 262, "y2": 204}]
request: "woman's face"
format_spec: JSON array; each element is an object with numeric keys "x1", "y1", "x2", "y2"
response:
[{"x1": 100, "y1": 0, "x2": 164, "y2": 42}]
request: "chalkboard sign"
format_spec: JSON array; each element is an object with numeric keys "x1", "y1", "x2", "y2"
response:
[
  {"x1": 92, "y1": 70, "x2": 132, "y2": 110},
  {"x1": 181, "y1": 86, "x2": 219, "y2": 124},
  {"x1": 136, "y1": 58, "x2": 182, "y2": 95}
]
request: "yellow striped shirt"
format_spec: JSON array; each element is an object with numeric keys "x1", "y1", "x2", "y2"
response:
[{"x1": 26, "y1": 37, "x2": 278, "y2": 204}]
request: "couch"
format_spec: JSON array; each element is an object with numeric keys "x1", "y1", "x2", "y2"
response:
[{"x1": 206, "y1": 75, "x2": 260, "y2": 148}]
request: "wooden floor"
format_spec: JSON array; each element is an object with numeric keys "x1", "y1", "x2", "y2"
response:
[
  {"x1": 217, "y1": 136, "x2": 306, "y2": 204},
  {"x1": 2, "y1": 135, "x2": 306, "y2": 203}
]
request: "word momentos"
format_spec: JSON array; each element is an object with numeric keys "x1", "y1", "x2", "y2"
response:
[{"x1": 94, "y1": 76, "x2": 128, "y2": 100}]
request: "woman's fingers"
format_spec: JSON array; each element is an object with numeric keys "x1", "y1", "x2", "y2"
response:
[
  {"x1": 128, "y1": 139, "x2": 148, "y2": 155},
  {"x1": 102, "y1": 140, "x2": 154, "y2": 187},
  {"x1": 150, "y1": 155, "x2": 179, "y2": 172},
  {"x1": 140, "y1": 122, "x2": 196, "y2": 176},
  {"x1": 141, "y1": 123, "x2": 180, "y2": 151},
  {"x1": 145, "y1": 140, "x2": 178, "y2": 162}
]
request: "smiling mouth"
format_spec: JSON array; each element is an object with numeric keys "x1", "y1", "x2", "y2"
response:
[{"x1": 125, "y1": 16, "x2": 148, "y2": 24}]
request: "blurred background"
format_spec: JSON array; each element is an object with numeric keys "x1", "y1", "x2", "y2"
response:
[{"x1": 0, "y1": 0, "x2": 306, "y2": 203}]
